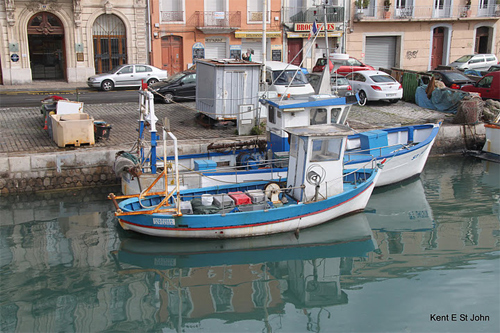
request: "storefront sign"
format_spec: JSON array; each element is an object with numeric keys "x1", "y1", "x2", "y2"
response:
[
  {"x1": 235, "y1": 31, "x2": 281, "y2": 38},
  {"x1": 294, "y1": 23, "x2": 336, "y2": 31},
  {"x1": 205, "y1": 37, "x2": 225, "y2": 43},
  {"x1": 286, "y1": 31, "x2": 342, "y2": 38}
]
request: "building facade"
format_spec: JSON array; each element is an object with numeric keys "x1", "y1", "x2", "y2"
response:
[
  {"x1": 148, "y1": 0, "x2": 284, "y2": 76},
  {"x1": 0, "y1": 0, "x2": 149, "y2": 85},
  {"x1": 1, "y1": 0, "x2": 498, "y2": 86},
  {"x1": 346, "y1": 0, "x2": 499, "y2": 71}
]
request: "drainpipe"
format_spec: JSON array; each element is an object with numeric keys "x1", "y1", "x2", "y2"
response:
[
  {"x1": 262, "y1": 0, "x2": 267, "y2": 81},
  {"x1": 147, "y1": 0, "x2": 152, "y2": 64}
]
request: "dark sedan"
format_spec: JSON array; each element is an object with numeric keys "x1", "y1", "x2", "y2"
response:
[
  {"x1": 427, "y1": 70, "x2": 476, "y2": 89},
  {"x1": 149, "y1": 70, "x2": 196, "y2": 103}
]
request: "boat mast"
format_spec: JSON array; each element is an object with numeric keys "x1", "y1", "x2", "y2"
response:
[
  {"x1": 323, "y1": 0, "x2": 330, "y2": 70},
  {"x1": 262, "y1": 0, "x2": 267, "y2": 83}
]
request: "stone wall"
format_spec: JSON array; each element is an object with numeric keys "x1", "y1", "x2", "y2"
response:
[{"x1": 0, "y1": 149, "x2": 120, "y2": 195}]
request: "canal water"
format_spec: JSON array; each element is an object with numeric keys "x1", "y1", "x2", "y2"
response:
[{"x1": 1, "y1": 156, "x2": 499, "y2": 333}]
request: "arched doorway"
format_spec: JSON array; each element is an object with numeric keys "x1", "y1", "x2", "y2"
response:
[
  {"x1": 27, "y1": 12, "x2": 65, "y2": 80},
  {"x1": 431, "y1": 27, "x2": 445, "y2": 70},
  {"x1": 92, "y1": 14, "x2": 127, "y2": 74},
  {"x1": 161, "y1": 36, "x2": 183, "y2": 75},
  {"x1": 475, "y1": 26, "x2": 491, "y2": 54}
]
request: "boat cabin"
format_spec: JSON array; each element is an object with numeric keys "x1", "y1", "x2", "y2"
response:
[
  {"x1": 262, "y1": 94, "x2": 358, "y2": 154},
  {"x1": 286, "y1": 124, "x2": 354, "y2": 202}
]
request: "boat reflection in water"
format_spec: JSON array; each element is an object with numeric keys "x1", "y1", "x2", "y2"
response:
[
  {"x1": 365, "y1": 177, "x2": 435, "y2": 232},
  {"x1": 481, "y1": 161, "x2": 500, "y2": 221},
  {"x1": 114, "y1": 215, "x2": 376, "y2": 331}
]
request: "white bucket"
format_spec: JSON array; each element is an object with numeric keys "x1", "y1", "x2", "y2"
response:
[{"x1": 201, "y1": 194, "x2": 213, "y2": 206}]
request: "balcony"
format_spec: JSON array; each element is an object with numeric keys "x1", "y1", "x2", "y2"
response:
[
  {"x1": 356, "y1": 4, "x2": 499, "y2": 21},
  {"x1": 193, "y1": 11, "x2": 241, "y2": 33},
  {"x1": 283, "y1": 6, "x2": 345, "y2": 24}
]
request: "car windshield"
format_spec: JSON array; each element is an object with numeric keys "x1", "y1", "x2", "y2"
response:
[
  {"x1": 454, "y1": 55, "x2": 474, "y2": 63},
  {"x1": 273, "y1": 70, "x2": 308, "y2": 85},
  {"x1": 315, "y1": 59, "x2": 327, "y2": 66},
  {"x1": 162, "y1": 72, "x2": 186, "y2": 83},
  {"x1": 370, "y1": 75, "x2": 396, "y2": 83},
  {"x1": 331, "y1": 76, "x2": 349, "y2": 85}
]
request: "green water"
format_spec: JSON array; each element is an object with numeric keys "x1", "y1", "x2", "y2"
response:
[{"x1": 1, "y1": 156, "x2": 499, "y2": 333}]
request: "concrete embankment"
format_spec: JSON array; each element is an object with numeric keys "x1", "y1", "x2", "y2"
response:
[{"x1": 0, "y1": 100, "x2": 486, "y2": 195}]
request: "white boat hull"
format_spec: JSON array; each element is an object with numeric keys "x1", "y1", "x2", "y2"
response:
[
  {"x1": 120, "y1": 180, "x2": 376, "y2": 239},
  {"x1": 349, "y1": 137, "x2": 435, "y2": 187}
]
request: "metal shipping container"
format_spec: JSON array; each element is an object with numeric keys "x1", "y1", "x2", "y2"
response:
[{"x1": 196, "y1": 59, "x2": 262, "y2": 120}]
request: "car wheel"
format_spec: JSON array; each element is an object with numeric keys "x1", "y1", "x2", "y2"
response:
[
  {"x1": 147, "y1": 78, "x2": 158, "y2": 85},
  {"x1": 163, "y1": 93, "x2": 174, "y2": 104},
  {"x1": 389, "y1": 99, "x2": 399, "y2": 103},
  {"x1": 101, "y1": 80, "x2": 114, "y2": 91},
  {"x1": 358, "y1": 91, "x2": 367, "y2": 106}
]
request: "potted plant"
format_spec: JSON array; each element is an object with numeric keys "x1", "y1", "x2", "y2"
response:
[
  {"x1": 384, "y1": 0, "x2": 391, "y2": 19},
  {"x1": 354, "y1": 0, "x2": 370, "y2": 20}
]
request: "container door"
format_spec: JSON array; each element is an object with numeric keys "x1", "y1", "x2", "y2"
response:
[{"x1": 223, "y1": 71, "x2": 246, "y2": 119}]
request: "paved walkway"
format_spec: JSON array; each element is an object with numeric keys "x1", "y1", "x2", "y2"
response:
[{"x1": 0, "y1": 81, "x2": 448, "y2": 155}]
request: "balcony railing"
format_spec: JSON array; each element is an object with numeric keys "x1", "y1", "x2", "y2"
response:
[
  {"x1": 283, "y1": 6, "x2": 345, "y2": 23},
  {"x1": 161, "y1": 11, "x2": 184, "y2": 22},
  {"x1": 357, "y1": 4, "x2": 499, "y2": 20},
  {"x1": 193, "y1": 11, "x2": 241, "y2": 29}
]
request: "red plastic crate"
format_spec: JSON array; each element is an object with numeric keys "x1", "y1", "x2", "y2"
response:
[{"x1": 228, "y1": 191, "x2": 252, "y2": 205}]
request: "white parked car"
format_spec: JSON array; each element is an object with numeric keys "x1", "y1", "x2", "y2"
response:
[
  {"x1": 345, "y1": 70, "x2": 403, "y2": 105},
  {"x1": 448, "y1": 54, "x2": 498, "y2": 71},
  {"x1": 87, "y1": 64, "x2": 168, "y2": 91},
  {"x1": 264, "y1": 61, "x2": 315, "y2": 96}
]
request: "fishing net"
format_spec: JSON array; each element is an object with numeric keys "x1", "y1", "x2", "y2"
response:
[{"x1": 452, "y1": 97, "x2": 483, "y2": 124}]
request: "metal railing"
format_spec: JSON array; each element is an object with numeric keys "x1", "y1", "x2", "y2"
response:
[
  {"x1": 357, "y1": 4, "x2": 499, "y2": 20},
  {"x1": 283, "y1": 6, "x2": 345, "y2": 23},
  {"x1": 193, "y1": 11, "x2": 241, "y2": 28}
]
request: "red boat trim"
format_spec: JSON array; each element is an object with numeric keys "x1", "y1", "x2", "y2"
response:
[{"x1": 119, "y1": 182, "x2": 375, "y2": 232}]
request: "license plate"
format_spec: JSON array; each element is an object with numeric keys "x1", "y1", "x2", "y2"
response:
[{"x1": 386, "y1": 93, "x2": 397, "y2": 97}]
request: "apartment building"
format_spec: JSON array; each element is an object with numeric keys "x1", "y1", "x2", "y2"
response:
[
  {"x1": 0, "y1": 0, "x2": 150, "y2": 85},
  {"x1": 347, "y1": 0, "x2": 499, "y2": 71},
  {"x1": 149, "y1": 0, "x2": 283, "y2": 75}
]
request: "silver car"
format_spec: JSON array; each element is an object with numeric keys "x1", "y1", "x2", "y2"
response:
[
  {"x1": 87, "y1": 64, "x2": 168, "y2": 91},
  {"x1": 306, "y1": 73, "x2": 353, "y2": 97}
]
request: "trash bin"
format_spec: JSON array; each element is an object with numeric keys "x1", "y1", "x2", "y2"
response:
[{"x1": 94, "y1": 121, "x2": 112, "y2": 141}]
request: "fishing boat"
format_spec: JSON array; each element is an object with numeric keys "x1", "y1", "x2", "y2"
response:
[
  {"x1": 109, "y1": 123, "x2": 380, "y2": 238},
  {"x1": 117, "y1": 88, "x2": 439, "y2": 194},
  {"x1": 465, "y1": 119, "x2": 500, "y2": 163}
]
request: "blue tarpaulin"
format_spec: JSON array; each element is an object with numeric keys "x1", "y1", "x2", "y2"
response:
[{"x1": 415, "y1": 86, "x2": 468, "y2": 113}]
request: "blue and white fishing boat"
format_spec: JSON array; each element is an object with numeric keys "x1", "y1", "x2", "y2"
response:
[
  {"x1": 117, "y1": 89, "x2": 440, "y2": 193},
  {"x1": 109, "y1": 123, "x2": 380, "y2": 239}
]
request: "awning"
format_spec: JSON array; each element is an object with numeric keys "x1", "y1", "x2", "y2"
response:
[
  {"x1": 286, "y1": 31, "x2": 343, "y2": 38},
  {"x1": 235, "y1": 31, "x2": 282, "y2": 38}
]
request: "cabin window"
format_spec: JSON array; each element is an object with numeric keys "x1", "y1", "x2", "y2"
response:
[
  {"x1": 310, "y1": 108, "x2": 327, "y2": 125},
  {"x1": 340, "y1": 105, "x2": 350, "y2": 124},
  {"x1": 330, "y1": 108, "x2": 342, "y2": 124},
  {"x1": 310, "y1": 138, "x2": 342, "y2": 162},
  {"x1": 268, "y1": 106, "x2": 276, "y2": 124}
]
